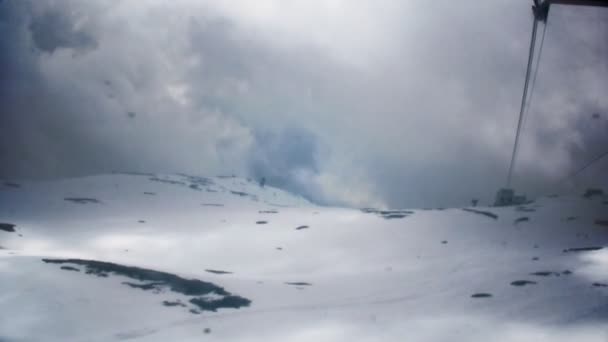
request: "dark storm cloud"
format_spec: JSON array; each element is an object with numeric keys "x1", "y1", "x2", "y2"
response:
[
  {"x1": 0, "y1": 0, "x2": 606, "y2": 208},
  {"x1": 29, "y1": 8, "x2": 97, "y2": 53},
  {"x1": 0, "y1": 2, "x2": 133, "y2": 178},
  {"x1": 0, "y1": 1, "x2": 253, "y2": 180}
]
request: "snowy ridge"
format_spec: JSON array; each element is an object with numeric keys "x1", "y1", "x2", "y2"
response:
[{"x1": 1, "y1": 174, "x2": 608, "y2": 341}]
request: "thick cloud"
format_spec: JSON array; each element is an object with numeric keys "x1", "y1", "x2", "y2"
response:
[
  {"x1": 248, "y1": 127, "x2": 322, "y2": 201},
  {"x1": 29, "y1": 8, "x2": 97, "y2": 53},
  {"x1": 0, "y1": 0, "x2": 606, "y2": 208}
]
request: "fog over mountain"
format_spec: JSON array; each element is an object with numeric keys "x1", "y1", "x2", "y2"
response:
[{"x1": 1, "y1": 1, "x2": 607, "y2": 208}]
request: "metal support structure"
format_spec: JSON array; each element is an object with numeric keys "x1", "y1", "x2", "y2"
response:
[
  {"x1": 506, "y1": 0, "x2": 608, "y2": 188},
  {"x1": 534, "y1": 0, "x2": 608, "y2": 21},
  {"x1": 498, "y1": 0, "x2": 608, "y2": 203},
  {"x1": 538, "y1": 0, "x2": 608, "y2": 10},
  {"x1": 534, "y1": 0, "x2": 551, "y2": 21}
]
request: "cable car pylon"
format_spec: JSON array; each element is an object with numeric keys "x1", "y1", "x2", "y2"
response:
[{"x1": 495, "y1": 0, "x2": 608, "y2": 206}]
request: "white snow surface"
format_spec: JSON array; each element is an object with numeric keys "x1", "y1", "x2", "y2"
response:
[{"x1": 1, "y1": 173, "x2": 608, "y2": 341}]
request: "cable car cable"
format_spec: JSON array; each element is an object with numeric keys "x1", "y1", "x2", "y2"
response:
[
  {"x1": 521, "y1": 20, "x2": 548, "y2": 132},
  {"x1": 506, "y1": 13, "x2": 540, "y2": 188}
]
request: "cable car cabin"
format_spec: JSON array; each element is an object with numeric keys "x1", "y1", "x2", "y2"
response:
[{"x1": 494, "y1": 188, "x2": 528, "y2": 207}]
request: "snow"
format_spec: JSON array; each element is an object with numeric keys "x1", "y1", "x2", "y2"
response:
[{"x1": 1, "y1": 173, "x2": 607, "y2": 341}]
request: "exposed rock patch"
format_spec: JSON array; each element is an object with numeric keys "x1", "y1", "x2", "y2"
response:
[
  {"x1": 42, "y1": 258, "x2": 251, "y2": 314},
  {"x1": 462, "y1": 208, "x2": 498, "y2": 220},
  {"x1": 0, "y1": 223, "x2": 16, "y2": 232},
  {"x1": 511, "y1": 280, "x2": 537, "y2": 286},
  {"x1": 471, "y1": 293, "x2": 492, "y2": 298},
  {"x1": 64, "y1": 198, "x2": 101, "y2": 204},
  {"x1": 205, "y1": 269, "x2": 233, "y2": 275}
]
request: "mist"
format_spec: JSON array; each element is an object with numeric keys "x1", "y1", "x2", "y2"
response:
[{"x1": 1, "y1": 0, "x2": 607, "y2": 208}]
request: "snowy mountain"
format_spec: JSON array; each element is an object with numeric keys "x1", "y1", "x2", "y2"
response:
[{"x1": 1, "y1": 173, "x2": 608, "y2": 341}]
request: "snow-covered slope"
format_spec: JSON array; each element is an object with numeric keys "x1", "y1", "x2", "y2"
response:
[{"x1": 1, "y1": 174, "x2": 608, "y2": 341}]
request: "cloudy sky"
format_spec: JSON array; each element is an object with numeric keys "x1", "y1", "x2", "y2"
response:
[{"x1": 1, "y1": 0, "x2": 607, "y2": 208}]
